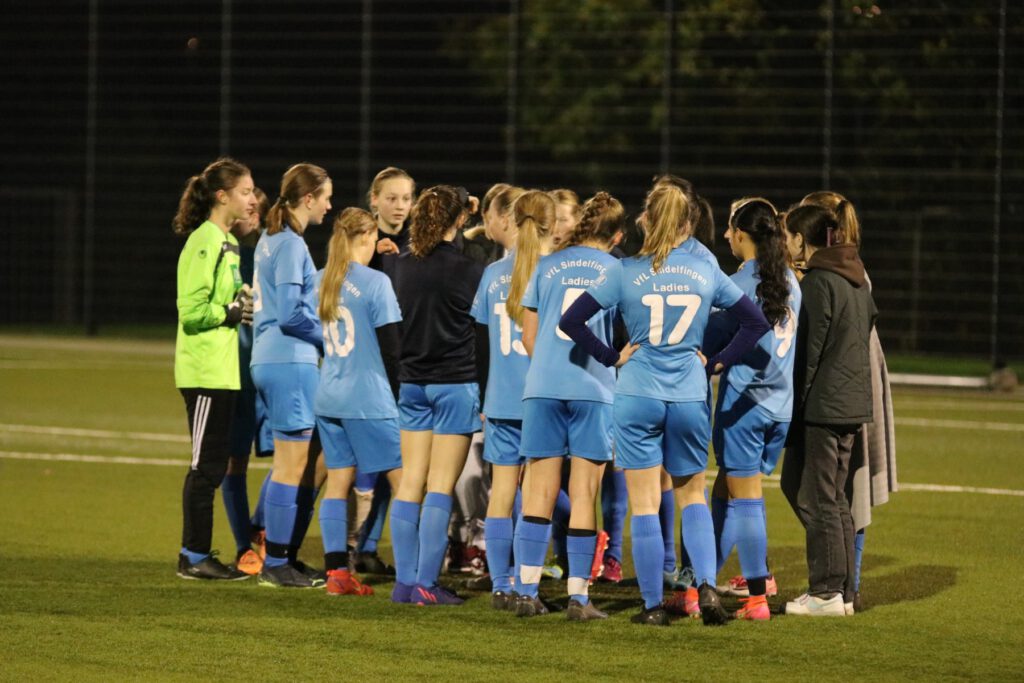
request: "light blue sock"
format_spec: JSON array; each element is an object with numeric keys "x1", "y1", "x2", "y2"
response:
[
  {"x1": 631, "y1": 514, "x2": 664, "y2": 609},
  {"x1": 551, "y1": 488, "x2": 571, "y2": 567},
  {"x1": 264, "y1": 481, "x2": 298, "y2": 568},
  {"x1": 514, "y1": 519, "x2": 552, "y2": 599},
  {"x1": 681, "y1": 503, "x2": 717, "y2": 588},
  {"x1": 181, "y1": 547, "x2": 208, "y2": 564},
  {"x1": 566, "y1": 531, "x2": 596, "y2": 605},
  {"x1": 711, "y1": 495, "x2": 729, "y2": 573},
  {"x1": 250, "y1": 470, "x2": 271, "y2": 529},
  {"x1": 221, "y1": 473, "x2": 252, "y2": 554},
  {"x1": 485, "y1": 516, "x2": 515, "y2": 593},
  {"x1": 659, "y1": 490, "x2": 676, "y2": 572},
  {"x1": 727, "y1": 499, "x2": 768, "y2": 581},
  {"x1": 854, "y1": 529, "x2": 865, "y2": 592},
  {"x1": 319, "y1": 498, "x2": 348, "y2": 555},
  {"x1": 389, "y1": 499, "x2": 420, "y2": 586},
  {"x1": 358, "y1": 476, "x2": 391, "y2": 553},
  {"x1": 416, "y1": 492, "x2": 453, "y2": 588},
  {"x1": 601, "y1": 469, "x2": 627, "y2": 562}
]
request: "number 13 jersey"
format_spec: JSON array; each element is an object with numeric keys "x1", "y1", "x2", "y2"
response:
[
  {"x1": 313, "y1": 263, "x2": 403, "y2": 420},
  {"x1": 588, "y1": 246, "x2": 743, "y2": 403}
]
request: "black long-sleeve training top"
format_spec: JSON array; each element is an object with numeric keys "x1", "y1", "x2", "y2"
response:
[{"x1": 393, "y1": 241, "x2": 485, "y2": 384}]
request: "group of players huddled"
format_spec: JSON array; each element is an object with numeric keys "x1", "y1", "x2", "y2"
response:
[{"x1": 172, "y1": 158, "x2": 887, "y2": 626}]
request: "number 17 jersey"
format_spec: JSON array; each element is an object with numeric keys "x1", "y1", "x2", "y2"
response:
[{"x1": 588, "y1": 247, "x2": 743, "y2": 403}]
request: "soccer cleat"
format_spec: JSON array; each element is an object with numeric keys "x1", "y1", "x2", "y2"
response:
[
  {"x1": 631, "y1": 605, "x2": 672, "y2": 627},
  {"x1": 589, "y1": 530, "x2": 610, "y2": 582},
  {"x1": 257, "y1": 562, "x2": 320, "y2": 588},
  {"x1": 852, "y1": 591, "x2": 862, "y2": 614},
  {"x1": 663, "y1": 586, "x2": 701, "y2": 618},
  {"x1": 461, "y1": 546, "x2": 488, "y2": 576},
  {"x1": 177, "y1": 553, "x2": 249, "y2": 581},
  {"x1": 542, "y1": 564, "x2": 564, "y2": 581},
  {"x1": 844, "y1": 601, "x2": 855, "y2": 616},
  {"x1": 289, "y1": 559, "x2": 326, "y2": 587},
  {"x1": 566, "y1": 599, "x2": 608, "y2": 621},
  {"x1": 514, "y1": 594, "x2": 550, "y2": 617},
  {"x1": 491, "y1": 591, "x2": 513, "y2": 610},
  {"x1": 599, "y1": 556, "x2": 622, "y2": 583},
  {"x1": 354, "y1": 550, "x2": 396, "y2": 576},
  {"x1": 465, "y1": 574, "x2": 493, "y2": 591},
  {"x1": 325, "y1": 569, "x2": 374, "y2": 596},
  {"x1": 698, "y1": 582, "x2": 729, "y2": 625},
  {"x1": 677, "y1": 566, "x2": 696, "y2": 590},
  {"x1": 783, "y1": 592, "x2": 846, "y2": 617},
  {"x1": 391, "y1": 581, "x2": 416, "y2": 604},
  {"x1": 251, "y1": 529, "x2": 266, "y2": 560},
  {"x1": 414, "y1": 584, "x2": 464, "y2": 606},
  {"x1": 234, "y1": 549, "x2": 263, "y2": 576},
  {"x1": 723, "y1": 574, "x2": 779, "y2": 597},
  {"x1": 735, "y1": 595, "x2": 771, "y2": 621}
]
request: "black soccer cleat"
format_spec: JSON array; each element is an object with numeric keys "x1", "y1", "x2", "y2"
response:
[
  {"x1": 289, "y1": 559, "x2": 326, "y2": 587},
  {"x1": 697, "y1": 581, "x2": 730, "y2": 626},
  {"x1": 177, "y1": 553, "x2": 249, "y2": 581},
  {"x1": 631, "y1": 605, "x2": 672, "y2": 627},
  {"x1": 514, "y1": 594, "x2": 550, "y2": 617},
  {"x1": 566, "y1": 599, "x2": 608, "y2": 621},
  {"x1": 354, "y1": 550, "x2": 396, "y2": 576},
  {"x1": 491, "y1": 591, "x2": 513, "y2": 610},
  {"x1": 258, "y1": 562, "x2": 321, "y2": 588}
]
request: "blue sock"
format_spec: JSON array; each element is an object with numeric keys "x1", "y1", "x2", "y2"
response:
[
  {"x1": 681, "y1": 503, "x2": 717, "y2": 588},
  {"x1": 264, "y1": 481, "x2": 298, "y2": 568},
  {"x1": 659, "y1": 489, "x2": 676, "y2": 572},
  {"x1": 221, "y1": 473, "x2": 252, "y2": 554},
  {"x1": 511, "y1": 491, "x2": 523, "y2": 589},
  {"x1": 485, "y1": 517, "x2": 515, "y2": 593},
  {"x1": 854, "y1": 529, "x2": 865, "y2": 592},
  {"x1": 727, "y1": 499, "x2": 768, "y2": 582},
  {"x1": 514, "y1": 519, "x2": 552, "y2": 599},
  {"x1": 416, "y1": 492, "x2": 453, "y2": 588},
  {"x1": 354, "y1": 469, "x2": 377, "y2": 491},
  {"x1": 601, "y1": 469, "x2": 627, "y2": 562},
  {"x1": 389, "y1": 499, "x2": 420, "y2": 586},
  {"x1": 631, "y1": 514, "x2": 664, "y2": 609},
  {"x1": 711, "y1": 495, "x2": 728, "y2": 572},
  {"x1": 358, "y1": 476, "x2": 391, "y2": 553},
  {"x1": 318, "y1": 497, "x2": 348, "y2": 555},
  {"x1": 181, "y1": 547, "x2": 208, "y2": 564},
  {"x1": 250, "y1": 471, "x2": 271, "y2": 529},
  {"x1": 551, "y1": 488, "x2": 571, "y2": 567},
  {"x1": 566, "y1": 530, "x2": 596, "y2": 605},
  {"x1": 288, "y1": 485, "x2": 317, "y2": 553}
]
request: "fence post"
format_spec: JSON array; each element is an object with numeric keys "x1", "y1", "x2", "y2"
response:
[
  {"x1": 506, "y1": 0, "x2": 519, "y2": 184},
  {"x1": 991, "y1": 0, "x2": 1006, "y2": 366},
  {"x1": 359, "y1": 0, "x2": 372, "y2": 194},
  {"x1": 660, "y1": 0, "x2": 674, "y2": 175},
  {"x1": 83, "y1": 0, "x2": 98, "y2": 335},
  {"x1": 219, "y1": 0, "x2": 232, "y2": 156}
]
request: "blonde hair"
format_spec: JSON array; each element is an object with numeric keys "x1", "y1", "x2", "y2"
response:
[
  {"x1": 801, "y1": 191, "x2": 860, "y2": 246},
  {"x1": 318, "y1": 208, "x2": 377, "y2": 322},
  {"x1": 367, "y1": 167, "x2": 415, "y2": 211},
  {"x1": 548, "y1": 189, "x2": 581, "y2": 216},
  {"x1": 265, "y1": 163, "x2": 330, "y2": 236},
  {"x1": 506, "y1": 190, "x2": 555, "y2": 324},
  {"x1": 638, "y1": 184, "x2": 691, "y2": 272},
  {"x1": 562, "y1": 192, "x2": 624, "y2": 250}
]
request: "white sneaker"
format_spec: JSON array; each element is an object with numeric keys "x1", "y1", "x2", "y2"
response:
[
  {"x1": 844, "y1": 601, "x2": 855, "y2": 616},
  {"x1": 784, "y1": 592, "x2": 846, "y2": 617}
]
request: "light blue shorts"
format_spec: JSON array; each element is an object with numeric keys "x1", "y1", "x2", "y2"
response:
[
  {"x1": 613, "y1": 394, "x2": 710, "y2": 476},
  {"x1": 713, "y1": 386, "x2": 790, "y2": 477},
  {"x1": 483, "y1": 418, "x2": 525, "y2": 466},
  {"x1": 316, "y1": 416, "x2": 402, "y2": 473},
  {"x1": 520, "y1": 398, "x2": 613, "y2": 463},
  {"x1": 228, "y1": 388, "x2": 274, "y2": 457},
  {"x1": 251, "y1": 362, "x2": 318, "y2": 440},
  {"x1": 398, "y1": 383, "x2": 481, "y2": 435}
]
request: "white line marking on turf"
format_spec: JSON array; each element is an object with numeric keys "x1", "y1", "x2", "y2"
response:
[
  {"x1": 896, "y1": 417, "x2": 1024, "y2": 432},
  {"x1": 1, "y1": 451, "x2": 1020, "y2": 497},
  {"x1": 897, "y1": 399, "x2": 1024, "y2": 413},
  {"x1": 0, "y1": 423, "x2": 190, "y2": 443}
]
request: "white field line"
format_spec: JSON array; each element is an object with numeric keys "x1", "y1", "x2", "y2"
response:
[
  {"x1": 896, "y1": 399, "x2": 1024, "y2": 413},
  {"x1": 896, "y1": 417, "x2": 1024, "y2": 432},
  {"x1": 0, "y1": 335, "x2": 174, "y2": 356},
  {"x1": 0, "y1": 423, "x2": 190, "y2": 443},
  {"x1": 0, "y1": 359, "x2": 170, "y2": 370},
  {"x1": 1, "y1": 450, "x2": 1020, "y2": 497}
]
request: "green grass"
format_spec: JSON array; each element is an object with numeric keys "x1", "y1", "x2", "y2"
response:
[{"x1": 1, "y1": 333, "x2": 1023, "y2": 681}]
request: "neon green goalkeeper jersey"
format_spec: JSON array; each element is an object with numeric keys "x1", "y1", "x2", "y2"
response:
[{"x1": 174, "y1": 220, "x2": 243, "y2": 389}]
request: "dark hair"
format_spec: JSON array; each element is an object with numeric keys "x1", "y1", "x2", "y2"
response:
[
  {"x1": 253, "y1": 187, "x2": 270, "y2": 223},
  {"x1": 693, "y1": 195, "x2": 715, "y2": 249},
  {"x1": 408, "y1": 185, "x2": 465, "y2": 257},
  {"x1": 562, "y1": 191, "x2": 625, "y2": 250},
  {"x1": 730, "y1": 198, "x2": 789, "y2": 327},
  {"x1": 783, "y1": 204, "x2": 838, "y2": 250},
  {"x1": 172, "y1": 157, "x2": 251, "y2": 235},
  {"x1": 265, "y1": 163, "x2": 330, "y2": 236}
]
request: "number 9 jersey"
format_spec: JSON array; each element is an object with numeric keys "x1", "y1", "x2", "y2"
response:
[
  {"x1": 313, "y1": 263, "x2": 403, "y2": 420},
  {"x1": 588, "y1": 247, "x2": 744, "y2": 402}
]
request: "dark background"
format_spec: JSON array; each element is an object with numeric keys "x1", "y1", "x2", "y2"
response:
[{"x1": 1, "y1": 0, "x2": 1021, "y2": 360}]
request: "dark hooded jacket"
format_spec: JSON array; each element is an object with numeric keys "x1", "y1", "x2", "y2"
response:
[{"x1": 793, "y1": 244, "x2": 878, "y2": 425}]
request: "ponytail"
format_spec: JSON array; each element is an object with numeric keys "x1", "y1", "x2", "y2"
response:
[
  {"x1": 730, "y1": 198, "x2": 789, "y2": 327},
  {"x1": 801, "y1": 191, "x2": 861, "y2": 247},
  {"x1": 172, "y1": 157, "x2": 250, "y2": 235},
  {"x1": 266, "y1": 163, "x2": 330, "y2": 237},
  {"x1": 562, "y1": 191, "x2": 624, "y2": 251},
  {"x1": 408, "y1": 185, "x2": 464, "y2": 258},
  {"x1": 319, "y1": 208, "x2": 377, "y2": 322},
  {"x1": 638, "y1": 184, "x2": 690, "y2": 272},
  {"x1": 506, "y1": 190, "x2": 555, "y2": 324}
]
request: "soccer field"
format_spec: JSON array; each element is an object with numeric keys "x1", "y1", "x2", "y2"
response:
[{"x1": 1, "y1": 334, "x2": 1022, "y2": 681}]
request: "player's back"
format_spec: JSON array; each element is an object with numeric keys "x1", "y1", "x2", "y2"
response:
[
  {"x1": 473, "y1": 255, "x2": 530, "y2": 420},
  {"x1": 251, "y1": 228, "x2": 319, "y2": 365}
]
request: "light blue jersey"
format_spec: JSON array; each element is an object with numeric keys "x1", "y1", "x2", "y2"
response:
[
  {"x1": 471, "y1": 254, "x2": 530, "y2": 419},
  {"x1": 252, "y1": 228, "x2": 320, "y2": 365},
  {"x1": 588, "y1": 246, "x2": 744, "y2": 403},
  {"x1": 314, "y1": 263, "x2": 402, "y2": 420},
  {"x1": 679, "y1": 237, "x2": 719, "y2": 269},
  {"x1": 522, "y1": 245, "x2": 618, "y2": 403},
  {"x1": 718, "y1": 259, "x2": 802, "y2": 421}
]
